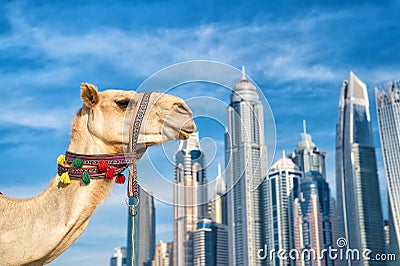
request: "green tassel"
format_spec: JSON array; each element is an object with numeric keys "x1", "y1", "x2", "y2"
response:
[
  {"x1": 72, "y1": 158, "x2": 83, "y2": 168},
  {"x1": 82, "y1": 171, "x2": 91, "y2": 184}
]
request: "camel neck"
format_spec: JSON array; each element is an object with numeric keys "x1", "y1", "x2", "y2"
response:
[{"x1": 67, "y1": 108, "x2": 119, "y2": 155}]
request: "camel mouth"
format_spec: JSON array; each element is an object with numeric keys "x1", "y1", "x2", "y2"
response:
[
  {"x1": 179, "y1": 120, "x2": 196, "y2": 140},
  {"x1": 179, "y1": 129, "x2": 193, "y2": 140}
]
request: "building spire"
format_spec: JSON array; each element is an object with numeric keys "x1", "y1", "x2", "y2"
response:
[
  {"x1": 303, "y1": 119, "x2": 307, "y2": 134},
  {"x1": 214, "y1": 162, "x2": 226, "y2": 195},
  {"x1": 241, "y1": 65, "x2": 246, "y2": 80}
]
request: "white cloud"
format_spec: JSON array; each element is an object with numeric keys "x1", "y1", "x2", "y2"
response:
[
  {"x1": 1, "y1": 8, "x2": 352, "y2": 90},
  {"x1": 0, "y1": 107, "x2": 73, "y2": 130}
]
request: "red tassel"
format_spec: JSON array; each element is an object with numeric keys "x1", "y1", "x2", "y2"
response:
[
  {"x1": 106, "y1": 168, "x2": 116, "y2": 180},
  {"x1": 98, "y1": 160, "x2": 109, "y2": 172},
  {"x1": 115, "y1": 174, "x2": 126, "y2": 184}
]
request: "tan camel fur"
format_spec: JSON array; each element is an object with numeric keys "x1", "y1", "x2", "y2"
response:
[{"x1": 0, "y1": 83, "x2": 195, "y2": 265}]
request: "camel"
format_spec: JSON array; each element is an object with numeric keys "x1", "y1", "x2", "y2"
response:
[{"x1": 0, "y1": 83, "x2": 195, "y2": 265}]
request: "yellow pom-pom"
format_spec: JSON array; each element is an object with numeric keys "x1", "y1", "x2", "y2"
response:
[
  {"x1": 57, "y1": 154, "x2": 66, "y2": 166},
  {"x1": 60, "y1": 172, "x2": 71, "y2": 185}
]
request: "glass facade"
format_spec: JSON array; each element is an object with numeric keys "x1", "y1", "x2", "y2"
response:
[
  {"x1": 127, "y1": 187, "x2": 155, "y2": 266},
  {"x1": 375, "y1": 82, "x2": 400, "y2": 259},
  {"x1": 299, "y1": 172, "x2": 333, "y2": 266},
  {"x1": 192, "y1": 219, "x2": 229, "y2": 266},
  {"x1": 263, "y1": 156, "x2": 302, "y2": 266},
  {"x1": 110, "y1": 247, "x2": 127, "y2": 266},
  {"x1": 225, "y1": 68, "x2": 267, "y2": 266},
  {"x1": 336, "y1": 72, "x2": 386, "y2": 265},
  {"x1": 173, "y1": 132, "x2": 208, "y2": 266}
]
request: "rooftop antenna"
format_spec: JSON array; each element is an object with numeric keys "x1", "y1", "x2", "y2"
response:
[
  {"x1": 241, "y1": 65, "x2": 246, "y2": 80},
  {"x1": 217, "y1": 163, "x2": 222, "y2": 177},
  {"x1": 303, "y1": 119, "x2": 307, "y2": 134}
]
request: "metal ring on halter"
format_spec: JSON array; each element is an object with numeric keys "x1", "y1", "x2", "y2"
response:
[
  {"x1": 126, "y1": 196, "x2": 140, "y2": 216},
  {"x1": 129, "y1": 207, "x2": 137, "y2": 217}
]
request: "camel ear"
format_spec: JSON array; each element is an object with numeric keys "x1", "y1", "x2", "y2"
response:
[{"x1": 81, "y1": 83, "x2": 99, "y2": 108}]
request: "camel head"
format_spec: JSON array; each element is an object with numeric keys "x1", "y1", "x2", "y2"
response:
[{"x1": 76, "y1": 83, "x2": 196, "y2": 154}]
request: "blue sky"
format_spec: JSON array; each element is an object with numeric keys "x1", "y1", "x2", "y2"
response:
[{"x1": 0, "y1": 0, "x2": 399, "y2": 265}]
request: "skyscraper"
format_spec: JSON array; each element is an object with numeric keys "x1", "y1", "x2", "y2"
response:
[
  {"x1": 295, "y1": 171, "x2": 333, "y2": 266},
  {"x1": 289, "y1": 120, "x2": 326, "y2": 178},
  {"x1": 375, "y1": 81, "x2": 400, "y2": 256},
  {"x1": 152, "y1": 241, "x2": 172, "y2": 266},
  {"x1": 225, "y1": 66, "x2": 267, "y2": 265},
  {"x1": 209, "y1": 163, "x2": 227, "y2": 225},
  {"x1": 263, "y1": 152, "x2": 301, "y2": 265},
  {"x1": 111, "y1": 247, "x2": 127, "y2": 266},
  {"x1": 192, "y1": 218, "x2": 229, "y2": 266},
  {"x1": 290, "y1": 122, "x2": 333, "y2": 266},
  {"x1": 127, "y1": 186, "x2": 155, "y2": 266},
  {"x1": 173, "y1": 132, "x2": 208, "y2": 266},
  {"x1": 336, "y1": 71, "x2": 386, "y2": 265}
]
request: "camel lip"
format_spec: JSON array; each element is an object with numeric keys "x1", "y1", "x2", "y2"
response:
[
  {"x1": 179, "y1": 129, "x2": 193, "y2": 139},
  {"x1": 145, "y1": 141, "x2": 161, "y2": 147}
]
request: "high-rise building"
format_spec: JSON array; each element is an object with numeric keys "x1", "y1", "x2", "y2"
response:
[
  {"x1": 375, "y1": 81, "x2": 400, "y2": 256},
  {"x1": 192, "y1": 218, "x2": 229, "y2": 266},
  {"x1": 336, "y1": 71, "x2": 386, "y2": 265},
  {"x1": 209, "y1": 163, "x2": 227, "y2": 225},
  {"x1": 289, "y1": 120, "x2": 326, "y2": 179},
  {"x1": 152, "y1": 241, "x2": 172, "y2": 266},
  {"x1": 110, "y1": 247, "x2": 127, "y2": 266},
  {"x1": 173, "y1": 132, "x2": 208, "y2": 266},
  {"x1": 295, "y1": 171, "x2": 333, "y2": 266},
  {"x1": 127, "y1": 186, "x2": 155, "y2": 266},
  {"x1": 290, "y1": 123, "x2": 333, "y2": 266},
  {"x1": 263, "y1": 152, "x2": 301, "y2": 265},
  {"x1": 329, "y1": 197, "x2": 343, "y2": 261},
  {"x1": 225, "y1": 66, "x2": 267, "y2": 265}
]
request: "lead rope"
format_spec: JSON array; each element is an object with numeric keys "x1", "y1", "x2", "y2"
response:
[
  {"x1": 130, "y1": 212, "x2": 135, "y2": 266},
  {"x1": 127, "y1": 92, "x2": 152, "y2": 266}
]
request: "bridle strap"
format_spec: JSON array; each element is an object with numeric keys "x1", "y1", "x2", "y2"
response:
[
  {"x1": 65, "y1": 151, "x2": 138, "y2": 165},
  {"x1": 127, "y1": 91, "x2": 151, "y2": 266},
  {"x1": 58, "y1": 164, "x2": 128, "y2": 178},
  {"x1": 127, "y1": 92, "x2": 152, "y2": 199}
]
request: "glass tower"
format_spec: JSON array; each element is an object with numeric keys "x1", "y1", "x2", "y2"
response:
[
  {"x1": 173, "y1": 132, "x2": 208, "y2": 266},
  {"x1": 290, "y1": 124, "x2": 333, "y2": 266},
  {"x1": 225, "y1": 66, "x2": 267, "y2": 265},
  {"x1": 127, "y1": 186, "x2": 155, "y2": 266},
  {"x1": 110, "y1": 247, "x2": 127, "y2": 266},
  {"x1": 263, "y1": 152, "x2": 301, "y2": 266},
  {"x1": 295, "y1": 171, "x2": 333, "y2": 266},
  {"x1": 375, "y1": 81, "x2": 400, "y2": 258},
  {"x1": 335, "y1": 71, "x2": 386, "y2": 265},
  {"x1": 192, "y1": 218, "x2": 229, "y2": 266}
]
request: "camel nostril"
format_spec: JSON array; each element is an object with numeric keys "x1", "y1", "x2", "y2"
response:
[{"x1": 177, "y1": 103, "x2": 191, "y2": 114}]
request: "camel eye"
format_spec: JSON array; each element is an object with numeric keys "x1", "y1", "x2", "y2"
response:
[{"x1": 116, "y1": 100, "x2": 130, "y2": 109}]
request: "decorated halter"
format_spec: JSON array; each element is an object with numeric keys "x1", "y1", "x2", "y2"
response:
[{"x1": 56, "y1": 92, "x2": 152, "y2": 215}]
